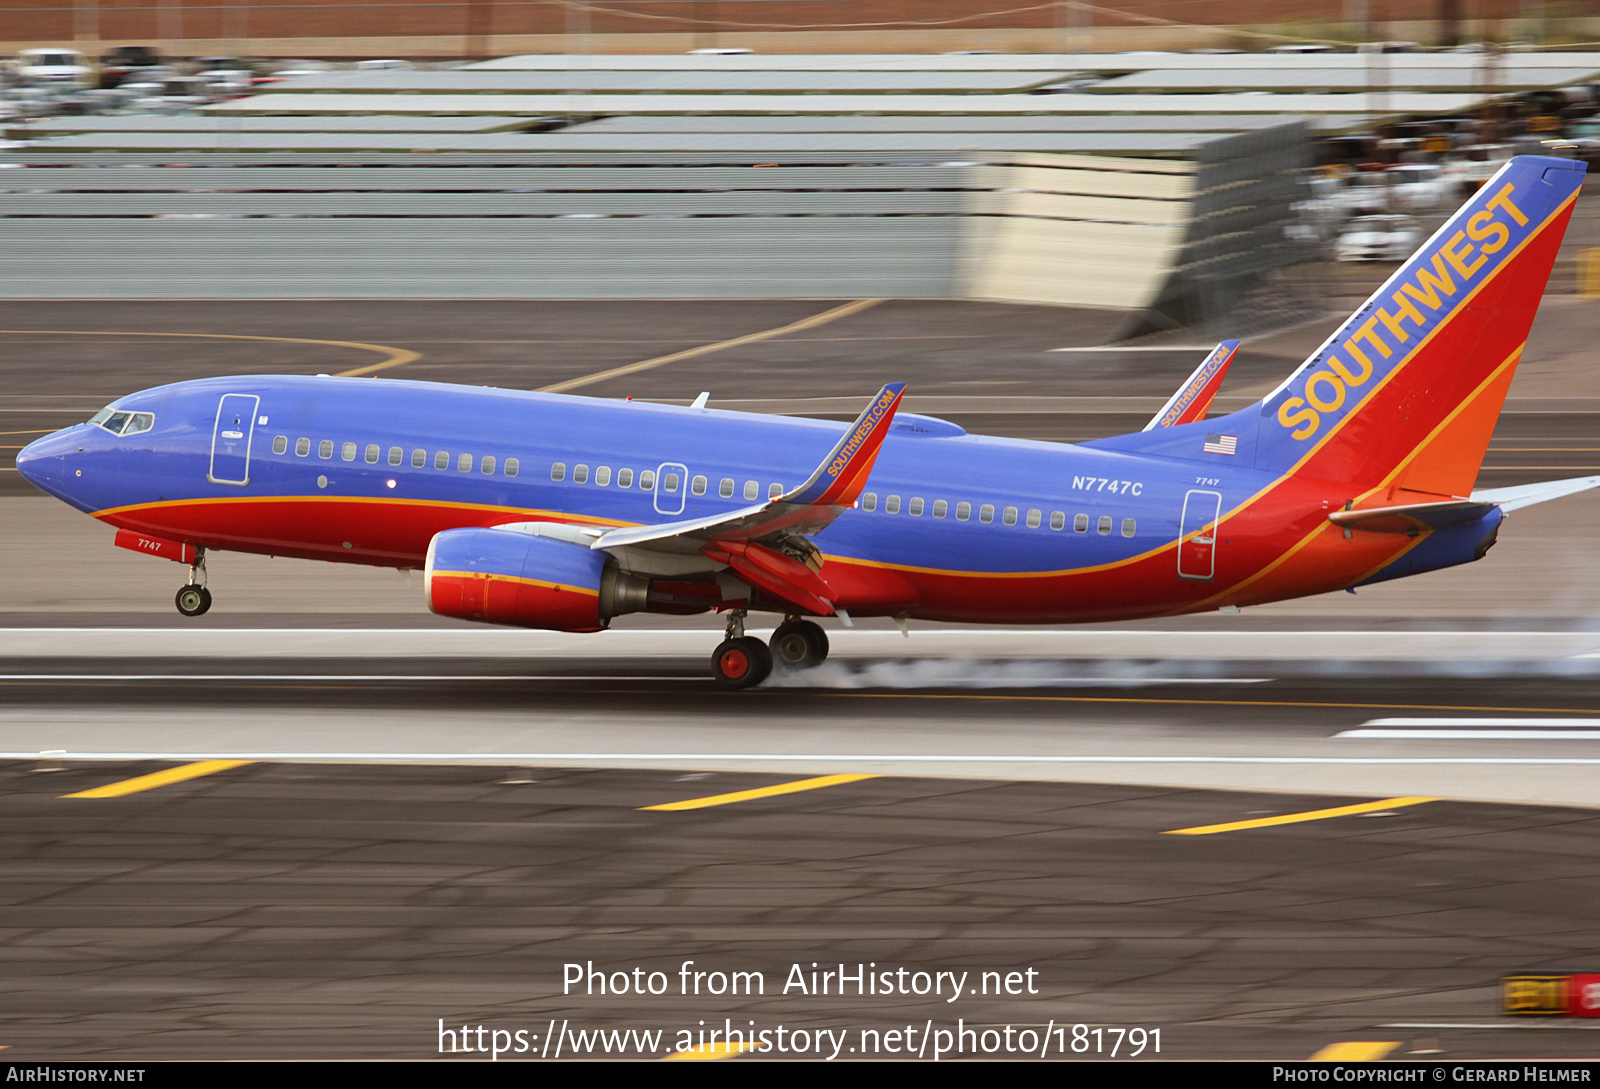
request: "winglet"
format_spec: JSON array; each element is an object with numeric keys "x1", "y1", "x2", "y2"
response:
[
  {"x1": 784, "y1": 382, "x2": 906, "y2": 507},
  {"x1": 1143, "y1": 340, "x2": 1239, "y2": 431}
]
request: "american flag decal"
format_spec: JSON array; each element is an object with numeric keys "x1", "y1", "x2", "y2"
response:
[{"x1": 1203, "y1": 433, "x2": 1237, "y2": 455}]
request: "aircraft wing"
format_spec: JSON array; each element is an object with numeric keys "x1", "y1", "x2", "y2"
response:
[
  {"x1": 588, "y1": 382, "x2": 907, "y2": 614},
  {"x1": 1142, "y1": 340, "x2": 1240, "y2": 431}
]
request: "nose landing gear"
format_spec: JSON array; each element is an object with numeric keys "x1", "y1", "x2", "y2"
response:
[{"x1": 175, "y1": 548, "x2": 211, "y2": 617}]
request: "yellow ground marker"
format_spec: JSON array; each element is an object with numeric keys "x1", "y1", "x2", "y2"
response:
[
  {"x1": 1165, "y1": 796, "x2": 1435, "y2": 836},
  {"x1": 1310, "y1": 1041, "x2": 1400, "y2": 1061},
  {"x1": 641, "y1": 773, "x2": 876, "y2": 812},
  {"x1": 64, "y1": 760, "x2": 253, "y2": 799},
  {"x1": 662, "y1": 1042, "x2": 757, "y2": 1061},
  {"x1": 0, "y1": 330, "x2": 418, "y2": 378},
  {"x1": 538, "y1": 298, "x2": 884, "y2": 395}
]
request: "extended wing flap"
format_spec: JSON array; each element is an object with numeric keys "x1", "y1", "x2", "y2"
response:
[
  {"x1": 703, "y1": 540, "x2": 836, "y2": 615},
  {"x1": 1143, "y1": 340, "x2": 1239, "y2": 431}
]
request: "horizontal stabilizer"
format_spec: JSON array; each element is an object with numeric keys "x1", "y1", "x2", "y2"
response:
[
  {"x1": 1328, "y1": 499, "x2": 1496, "y2": 534},
  {"x1": 1471, "y1": 474, "x2": 1600, "y2": 512},
  {"x1": 1143, "y1": 340, "x2": 1239, "y2": 431},
  {"x1": 1330, "y1": 474, "x2": 1600, "y2": 534}
]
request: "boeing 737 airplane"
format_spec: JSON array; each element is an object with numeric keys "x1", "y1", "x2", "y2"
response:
[{"x1": 16, "y1": 155, "x2": 1600, "y2": 687}]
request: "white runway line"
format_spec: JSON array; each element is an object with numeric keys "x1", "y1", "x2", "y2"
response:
[
  {"x1": 1341, "y1": 730, "x2": 1600, "y2": 739},
  {"x1": 9, "y1": 752, "x2": 1600, "y2": 767},
  {"x1": 1340, "y1": 717, "x2": 1600, "y2": 739}
]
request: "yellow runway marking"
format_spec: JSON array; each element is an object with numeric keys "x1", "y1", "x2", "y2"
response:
[
  {"x1": 64, "y1": 759, "x2": 253, "y2": 799},
  {"x1": 538, "y1": 298, "x2": 884, "y2": 395},
  {"x1": 0, "y1": 429, "x2": 54, "y2": 436},
  {"x1": 1310, "y1": 1041, "x2": 1400, "y2": 1061},
  {"x1": 662, "y1": 1042, "x2": 756, "y2": 1061},
  {"x1": 1166, "y1": 797, "x2": 1434, "y2": 836},
  {"x1": 0, "y1": 330, "x2": 419, "y2": 379},
  {"x1": 642, "y1": 773, "x2": 877, "y2": 812}
]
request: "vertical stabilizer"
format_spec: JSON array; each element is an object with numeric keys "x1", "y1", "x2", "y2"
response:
[{"x1": 1254, "y1": 155, "x2": 1585, "y2": 495}]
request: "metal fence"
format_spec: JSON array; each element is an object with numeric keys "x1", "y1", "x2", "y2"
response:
[{"x1": 0, "y1": 127, "x2": 1308, "y2": 321}]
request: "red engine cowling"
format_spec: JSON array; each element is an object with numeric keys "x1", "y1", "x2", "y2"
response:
[{"x1": 424, "y1": 527, "x2": 648, "y2": 632}]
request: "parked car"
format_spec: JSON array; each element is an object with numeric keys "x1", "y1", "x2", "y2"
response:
[
  {"x1": 1387, "y1": 163, "x2": 1453, "y2": 211},
  {"x1": 14, "y1": 49, "x2": 91, "y2": 89},
  {"x1": 1337, "y1": 214, "x2": 1421, "y2": 262},
  {"x1": 98, "y1": 45, "x2": 161, "y2": 88}
]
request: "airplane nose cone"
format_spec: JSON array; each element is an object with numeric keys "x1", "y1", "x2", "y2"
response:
[{"x1": 16, "y1": 430, "x2": 76, "y2": 499}]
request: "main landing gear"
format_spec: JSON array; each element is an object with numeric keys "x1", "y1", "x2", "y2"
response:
[
  {"x1": 174, "y1": 548, "x2": 211, "y2": 617},
  {"x1": 711, "y1": 612, "x2": 831, "y2": 689}
]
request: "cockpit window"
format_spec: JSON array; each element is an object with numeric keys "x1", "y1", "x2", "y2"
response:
[{"x1": 89, "y1": 408, "x2": 154, "y2": 436}]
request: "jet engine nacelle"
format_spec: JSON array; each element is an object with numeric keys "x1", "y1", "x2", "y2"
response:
[{"x1": 424, "y1": 527, "x2": 648, "y2": 632}]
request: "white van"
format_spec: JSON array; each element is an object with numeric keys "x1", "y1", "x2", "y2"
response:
[{"x1": 15, "y1": 48, "x2": 91, "y2": 88}]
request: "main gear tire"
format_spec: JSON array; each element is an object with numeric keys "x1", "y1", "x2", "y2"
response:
[
  {"x1": 712, "y1": 636, "x2": 773, "y2": 689},
  {"x1": 770, "y1": 620, "x2": 829, "y2": 670}
]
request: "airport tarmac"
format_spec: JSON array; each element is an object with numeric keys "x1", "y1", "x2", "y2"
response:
[{"x1": 2, "y1": 292, "x2": 1600, "y2": 1060}]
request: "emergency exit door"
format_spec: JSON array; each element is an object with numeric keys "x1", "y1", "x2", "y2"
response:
[
  {"x1": 209, "y1": 393, "x2": 259, "y2": 486},
  {"x1": 1177, "y1": 489, "x2": 1222, "y2": 581}
]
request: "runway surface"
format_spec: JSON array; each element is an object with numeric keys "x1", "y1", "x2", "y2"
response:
[{"x1": 3, "y1": 288, "x2": 1600, "y2": 1060}]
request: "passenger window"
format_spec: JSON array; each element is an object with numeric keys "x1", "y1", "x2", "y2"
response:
[
  {"x1": 886, "y1": 495, "x2": 901, "y2": 514},
  {"x1": 550, "y1": 461, "x2": 566, "y2": 482},
  {"x1": 719, "y1": 478, "x2": 734, "y2": 498},
  {"x1": 1026, "y1": 509, "x2": 1041, "y2": 529},
  {"x1": 388, "y1": 446, "x2": 402, "y2": 466},
  {"x1": 1003, "y1": 507, "x2": 1018, "y2": 526},
  {"x1": 435, "y1": 451, "x2": 449, "y2": 470},
  {"x1": 505, "y1": 458, "x2": 519, "y2": 478},
  {"x1": 272, "y1": 435, "x2": 287, "y2": 455},
  {"x1": 979, "y1": 504, "x2": 994, "y2": 524},
  {"x1": 342, "y1": 442, "x2": 357, "y2": 462},
  {"x1": 365, "y1": 444, "x2": 379, "y2": 464},
  {"x1": 319, "y1": 440, "x2": 333, "y2": 459},
  {"x1": 743, "y1": 480, "x2": 758, "y2": 500},
  {"x1": 692, "y1": 475, "x2": 706, "y2": 496},
  {"x1": 1074, "y1": 513, "x2": 1089, "y2": 533},
  {"x1": 640, "y1": 469, "x2": 656, "y2": 490},
  {"x1": 909, "y1": 497, "x2": 924, "y2": 516},
  {"x1": 956, "y1": 501, "x2": 971, "y2": 522},
  {"x1": 458, "y1": 454, "x2": 473, "y2": 473},
  {"x1": 595, "y1": 466, "x2": 611, "y2": 487},
  {"x1": 618, "y1": 468, "x2": 633, "y2": 488},
  {"x1": 295, "y1": 437, "x2": 310, "y2": 457},
  {"x1": 573, "y1": 464, "x2": 588, "y2": 484},
  {"x1": 1122, "y1": 517, "x2": 1136, "y2": 538},
  {"x1": 1050, "y1": 511, "x2": 1065, "y2": 531},
  {"x1": 932, "y1": 499, "x2": 947, "y2": 519},
  {"x1": 1097, "y1": 515, "x2": 1112, "y2": 536},
  {"x1": 768, "y1": 483, "x2": 782, "y2": 499},
  {"x1": 664, "y1": 473, "x2": 680, "y2": 494},
  {"x1": 411, "y1": 449, "x2": 425, "y2": 468},
  {"x1": 862, "y1": 492, "x2": 877, "y2": 512},
  {"x1": 482, "y1": 455, "x2": 496, "y2": 475}
]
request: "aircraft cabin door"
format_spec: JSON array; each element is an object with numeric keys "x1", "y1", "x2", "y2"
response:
[
  {"x1": 654, "y1": 462, "x2": 688, "y2": 516},
  {"x1": 1177, "y1": 489, "x2": 1222, "y2": 581},
  {"x1": 209, "y1": 393, "x2": 259, "y2": 486}
]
